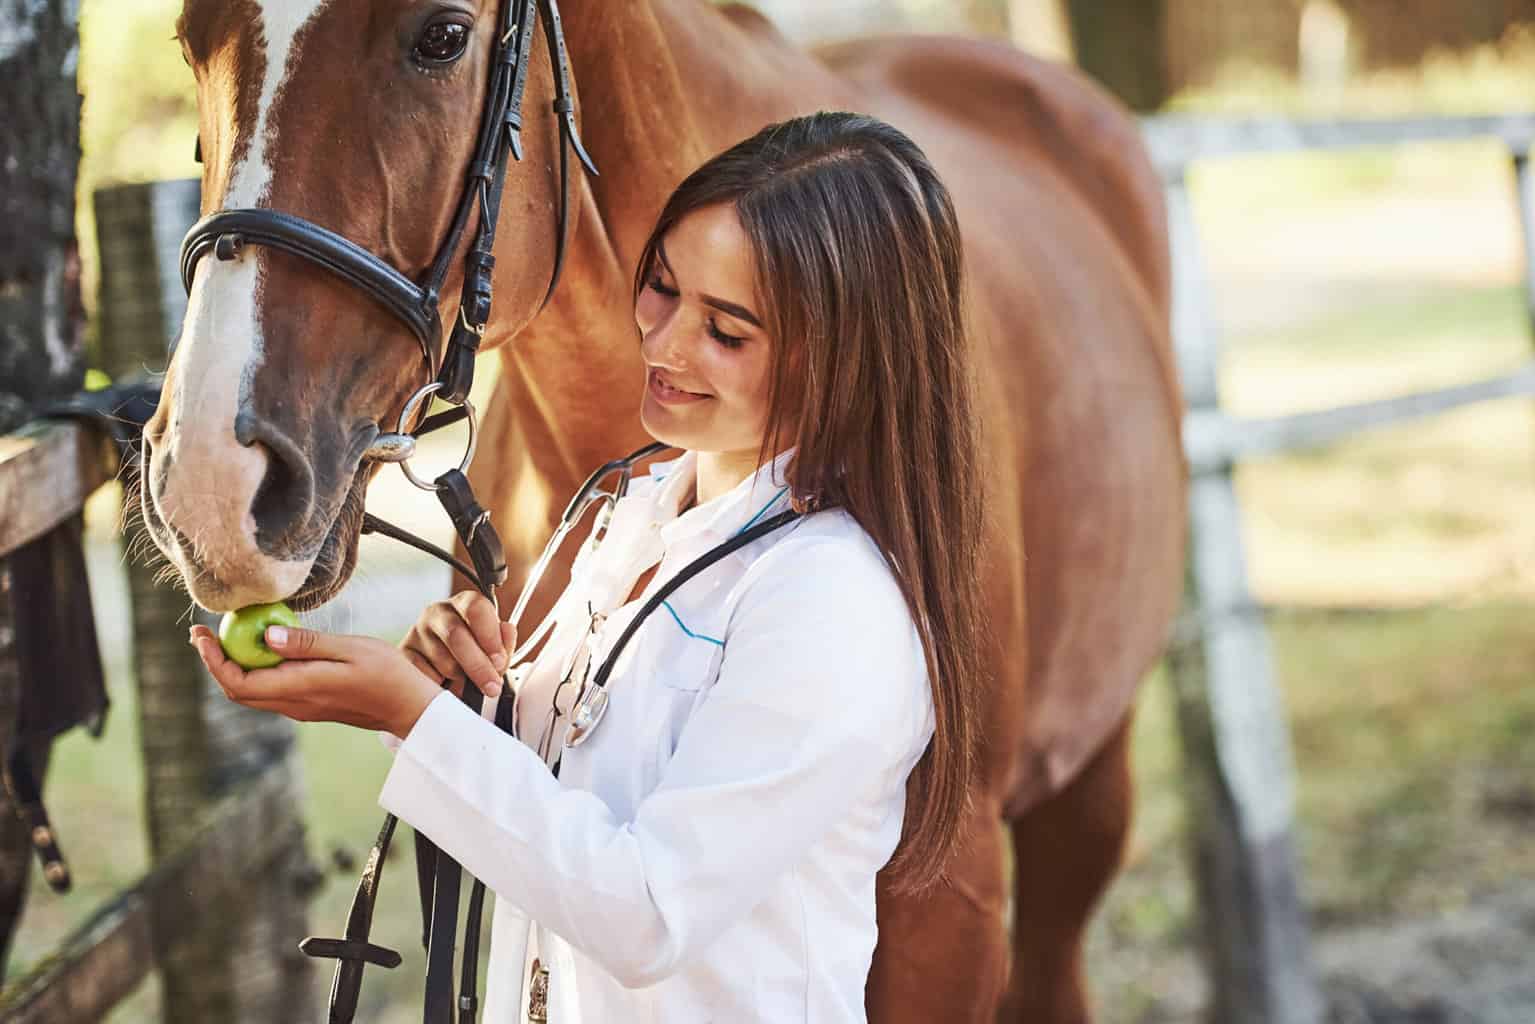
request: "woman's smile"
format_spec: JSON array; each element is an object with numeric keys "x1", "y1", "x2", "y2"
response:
[{"x1": 647, "y1": 367, "x2": 712, "y2": 405}]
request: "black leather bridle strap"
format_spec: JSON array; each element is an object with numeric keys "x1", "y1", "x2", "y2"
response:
[
  {"x1": 297, "y1": 814, "x2": 407, "y2": 1023},
  {"x1": 546, "y1": 509, "x2": 803, "y2": 777},
  {"x1": 538, "y1": 0, "x2": 598, "y2": 312},
  {"x1": 590, "y1": 510, "x2": 803, "y2": 691},
  {"x1": 178, "y1": 0, "x2": 599, "y2": 407},
  {"x1": 432, "y1": 0, "x2": 539, "y2": 404},
  {"x1": 179, "y1": 208, "x2": 443, "y2": 373}
]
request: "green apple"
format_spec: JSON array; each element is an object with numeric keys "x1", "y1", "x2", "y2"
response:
[{"x1": 218, "y1": 602, "x2": 299, "y2": 669}]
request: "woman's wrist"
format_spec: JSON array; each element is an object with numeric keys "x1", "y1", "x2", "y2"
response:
[{"x1": 391, "y1": 671, "x2": 446, "y2": 741}]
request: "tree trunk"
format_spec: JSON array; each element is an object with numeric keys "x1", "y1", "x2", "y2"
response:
[
  {"x1": 1062, "y1": 0, "x2": 1170, "y2": 111},
  {"x1": 0, "y1": 0, "x2": 85, "y2": 435},
  {"x1": 0, "y1": 0, "x2": 84, "y2": 973},
  {"x1": 96, "y1": 180, "x2": 320, "y2": 1023}
]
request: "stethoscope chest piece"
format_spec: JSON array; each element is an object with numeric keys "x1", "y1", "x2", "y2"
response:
[{"x1": 564, "y1": 685, "x2": 609, "y2": 748}]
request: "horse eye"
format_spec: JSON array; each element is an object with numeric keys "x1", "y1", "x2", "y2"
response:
[{"x1": 414, "y1": 21, "x2": 470, "y2": 65}]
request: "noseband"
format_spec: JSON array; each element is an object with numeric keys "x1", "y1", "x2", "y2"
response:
[{"x1": 178, "y1": 0, "x2": 597, "y2": 407}]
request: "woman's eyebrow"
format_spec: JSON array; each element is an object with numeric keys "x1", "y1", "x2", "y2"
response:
[{"x1": 657, "y1": 240, "x2": 764, "y2": 329}]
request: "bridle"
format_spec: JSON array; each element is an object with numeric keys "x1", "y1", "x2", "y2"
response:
[
  {"x1": 179, "y1": 0, "x2": 596, "y2": 409},
  {"x1": 175, "y1": 2, "x2": 606, "y2": 1021}
]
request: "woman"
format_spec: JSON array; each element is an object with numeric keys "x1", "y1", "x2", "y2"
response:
[{"x1": 191, "y1": 111, "x2": 986, "y2": 1022}]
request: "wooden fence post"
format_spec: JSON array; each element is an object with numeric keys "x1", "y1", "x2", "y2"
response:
[
  {"x1": 1163, "y1": 167, "x2": 1325, "y2": 1024},
  {"x1": 93, "y1": 180, "x2": 319, "y2": 1023},
  {"x1": 1514, "y1": 149, "x2": 1534, "y2": 334}
]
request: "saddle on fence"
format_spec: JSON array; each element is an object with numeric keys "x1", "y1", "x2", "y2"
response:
[{"x1": 1, "y1": 380, "x2": 160, "y2": 892}]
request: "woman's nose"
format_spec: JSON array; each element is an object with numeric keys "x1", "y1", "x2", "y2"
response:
[{"x1": 641, "y1": 311, "x2": 691, "y2": 370}]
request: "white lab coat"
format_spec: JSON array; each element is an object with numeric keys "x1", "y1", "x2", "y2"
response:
[{"x1": 380, "y1": 450, "x2": 935, "y2": 1022}]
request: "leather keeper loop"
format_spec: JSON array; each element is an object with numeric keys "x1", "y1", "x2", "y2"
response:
[
  {"x1": 471, "y1": 292, "x2": 493, "y2": 325},
  {"x1": 299, "y1": 936, "x2": 404, "y2": 970},
  {"x1": 552, "y1": 97, "x2": 574, "y2": 114},
  {"x1": 437, "y1": 336, "x2": 478, "y2": 406},
  {"x1": 214, "y1": 233, "x2": 243, "y2": 261}
]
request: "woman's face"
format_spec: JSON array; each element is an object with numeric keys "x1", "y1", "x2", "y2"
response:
[{"x1": 635, "y1": 204, "x2": 774, "y2": 458}]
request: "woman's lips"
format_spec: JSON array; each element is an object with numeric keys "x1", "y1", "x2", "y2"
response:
[{"x1": 648, "y1": 369, "x2": 710, "y2": 405}]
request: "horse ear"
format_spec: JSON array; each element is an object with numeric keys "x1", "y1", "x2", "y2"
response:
[{"x1": 194, "y1": 135, "x2": 203, "y2": 165}]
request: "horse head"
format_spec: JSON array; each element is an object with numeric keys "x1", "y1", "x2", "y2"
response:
[{"x1": 145, "y1": 0, "x2": 571, "y2": 611}]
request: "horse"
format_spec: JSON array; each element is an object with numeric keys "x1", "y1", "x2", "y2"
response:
[{"x1": 147, "y1": 1, "x2": 1185, "y2": 1019}]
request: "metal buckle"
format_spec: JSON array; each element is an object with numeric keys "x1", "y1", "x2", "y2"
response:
[
  {"x1": 365, "y1": 382, "x2": 478, "y2": 492},
  {"x1": 458, "y1": 304, "x2": 487, "y2": 338}
]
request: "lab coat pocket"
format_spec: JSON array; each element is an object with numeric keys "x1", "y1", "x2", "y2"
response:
[{"x1": 653, "y1": 633, "x2": 724, "y2": 693}]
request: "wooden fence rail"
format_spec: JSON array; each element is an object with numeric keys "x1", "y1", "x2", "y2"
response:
[
  {"x1": 0, "y1": 764, "x2": 303, "y2": 1023},
  {"x1": 1147, "y1": 111, "x2": 1535, "y2": 1024}
]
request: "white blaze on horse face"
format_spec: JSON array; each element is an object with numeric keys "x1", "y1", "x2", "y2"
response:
[{"x1": 156, "y1": 0, "x2": 336, "y2": 609}]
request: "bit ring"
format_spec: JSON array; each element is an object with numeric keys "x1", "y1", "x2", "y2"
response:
[{"x1": 394, "y1": 383, "x2": 479, "y2": 492}]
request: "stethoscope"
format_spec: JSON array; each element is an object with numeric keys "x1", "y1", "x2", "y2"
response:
[{"x1": 498, "y1": 442, "x2": 801, "y2": 756}]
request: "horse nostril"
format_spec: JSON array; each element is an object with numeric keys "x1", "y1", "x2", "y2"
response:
[{"x1": 236, "y1": 413, "x2": 317, "y2": 548}]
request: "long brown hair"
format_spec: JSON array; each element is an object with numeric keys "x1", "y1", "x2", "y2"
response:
[{"x1": 634, "y1": 112, "x2": 986, "y2": 891}]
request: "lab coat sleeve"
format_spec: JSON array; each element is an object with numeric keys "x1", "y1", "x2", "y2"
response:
[{"x1": 378, "y1": 537, "x2": 933, "y2": 989}]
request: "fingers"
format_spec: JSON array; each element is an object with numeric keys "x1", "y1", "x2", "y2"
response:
[
  {"x1": 450, "y1": 591, "x2": 509, "y2": 672},
  {"x1": 190, "y1": 626, "x2": 247, "y2": 693},
  {"x1": 402, "y1": 625, "x2": 464, "y2": 687},
  {"x1": 408, "y1": 593, "x2": 507, "y2": 698},
  {"x1": 442, "y1": 623, "x2": 503, "y2": 698},
  {"x1": 264, "y1": 625, "x2": 356, "y2": 661},
  {"x1": 190, "y1": 632, "x2": 299, "y2": 702}
]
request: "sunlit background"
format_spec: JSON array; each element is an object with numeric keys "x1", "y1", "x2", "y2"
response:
[{"x1": 10, "y1": 2, "x2": 1535, "y2": 1021}]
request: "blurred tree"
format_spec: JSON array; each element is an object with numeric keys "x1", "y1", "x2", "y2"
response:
[
  {"x1": 79, "y1": 0, "x2": 198, "y2": 189},
  {"x1": 1063, "y1": 0, "x2": 1170, "y2": 110},
  {"x1": 1164, "y1": 0, "x2": 1303, "y2": 92},
  {"x1": 0, "y1": 0, "x2": 85, "y2": 433},
  {"x1": 1340, "y1": 0, "x2": 1535, "y2": 68}
]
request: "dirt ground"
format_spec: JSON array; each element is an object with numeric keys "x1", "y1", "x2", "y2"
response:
[{"x1": 1089, "y1": 882, "x2": 1535, "y2": 1023}]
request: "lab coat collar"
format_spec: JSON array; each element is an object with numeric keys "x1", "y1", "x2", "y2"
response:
[{"x1": 647, "y1": 449, "x2": 796, "y2": 548}]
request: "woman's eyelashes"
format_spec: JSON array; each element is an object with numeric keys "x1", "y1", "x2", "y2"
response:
[
  {"x1": 707, "y1": 320, "x2": 745, "y2": 349},
  {"x1": 645, "y1": 274, "x2": 747, "y2": 350}
]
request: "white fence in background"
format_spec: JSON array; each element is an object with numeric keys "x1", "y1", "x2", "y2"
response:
[{"x1": 1145, "y1": 112, "x2": 1535, "y2": 1024}]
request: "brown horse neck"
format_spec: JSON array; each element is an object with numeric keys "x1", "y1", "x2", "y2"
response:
[
  {"x1": 486, "y1": 1, "x2": 847, "y2": 489},
  {"x1": 559, "y1": 0, "x2": 850, "y2": 263}
]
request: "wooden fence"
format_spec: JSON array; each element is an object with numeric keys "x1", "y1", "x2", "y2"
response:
[
  {"x1": 1148, "y1": 111, "x2": 1535, "y2": 1023},
  {"x1": 0, "y1": 181, "x2": 318, "y2": 1022}
]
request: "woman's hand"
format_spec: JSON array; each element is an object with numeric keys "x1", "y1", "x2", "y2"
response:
[
  {"x1": 189, "y1": 623, "x2": 444, "y2": 739},
  {"x1": 401, "y1": 590, "x2": 517, "y2": 700}
]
